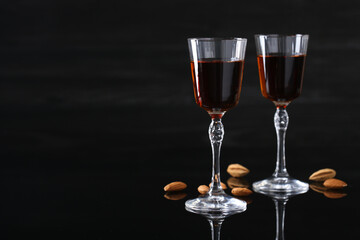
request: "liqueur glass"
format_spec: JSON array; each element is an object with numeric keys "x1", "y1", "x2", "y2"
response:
[
  {"x1": 185, "y1": 37, "x2": 247, "y2": 213},
  {"x1": 252, "y1": 34, "x2": 309, "y2": 193}
]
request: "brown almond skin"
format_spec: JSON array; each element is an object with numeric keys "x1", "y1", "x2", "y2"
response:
[
  {"x1": 164, "y1": 181, "x2": 187, "y2": 192},
  {"x1": 309, "y1": 168, "x2": 336, "y2": 181},
  {"x1": 323, "y1": 178, "x2": 347, "y2": 189},
  {"x1": 227, "y1": 164, "x2": 250, "y2": 177},
  {"x1": 209, "y1": 182, "x2": 227, "y2": 189},
  {"x1": 231, "y1": 187, "x2": 253, "y2": 196},
  {"x1": 198, "y1": 185, "x2": 210, "y2": 195}
]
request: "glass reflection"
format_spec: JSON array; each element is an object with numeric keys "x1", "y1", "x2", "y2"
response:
[
  {"x1": 254, "y1": 190, "x2": 307, "y2": 240},
  {"x1": 185, "y1": 206, "x2": 245, "y2": 240}
]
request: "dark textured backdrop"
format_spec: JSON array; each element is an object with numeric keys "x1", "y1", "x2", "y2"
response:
[{"x1": 0, "y1": 0, "x2": 359, "y2": 238}]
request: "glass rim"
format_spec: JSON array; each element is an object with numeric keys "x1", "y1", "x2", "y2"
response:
[
  {"x1": 255, "y1": 34, "x2": 309, "y2": 38},
  {"x1": 188, "y1": 37, "x2": 247, "y2": 42}
]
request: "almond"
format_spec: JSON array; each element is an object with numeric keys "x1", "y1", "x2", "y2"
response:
[
  {"x1": 198, "y1": 185, "x2": 210, "y2": 195},
  {"x1": 309, "y1": 168, "x2": 336, "y2": 181},
  {"x1": 323, "y1": 178, "x2": 347, "y2": 189},
  {"x1": 231, "y1": 187, "x2": 253, "y2": 196},
  {"x1": 227, "y1": 177, "x2": 250, "y2": 189},
  {"x1": 209, "y1": 182, "x2": 227, "y2": 189},
  {"x1": 227, "y1": 164, "x2": 250, "y2": 177},
  {"x1": 164, "y1": 181, "x2": 187, "y2": 192}
]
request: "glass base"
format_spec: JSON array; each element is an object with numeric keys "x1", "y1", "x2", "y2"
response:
[
  {"x1": 252, "y1": 176, "x2": 309, "y2": 194},
  {"x1": 185, "y1": 193, "x2": 247, "y2": 214}
]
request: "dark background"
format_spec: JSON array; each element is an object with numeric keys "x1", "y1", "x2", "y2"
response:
[{"x1": 0, "y1": 0, "x2": 359, "y2": 239}]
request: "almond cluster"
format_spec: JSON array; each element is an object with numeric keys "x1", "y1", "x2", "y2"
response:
[
  {"x1": 309, "y1": 168, "x2": 348, "y2": 199},
  {"x1": 163, "y1": 166, "x2": 350, "y2": 201},
  {"x1": 163, "y1": 163, "x2": 253, "y2": 201}
]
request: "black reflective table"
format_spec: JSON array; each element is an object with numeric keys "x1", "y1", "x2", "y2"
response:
[
  {"x1": 1, "y1": 102, "x2": 360, "y2": 239},
  {"x1": 0, "y1": 133, "x2": 358, "y2": 239}
]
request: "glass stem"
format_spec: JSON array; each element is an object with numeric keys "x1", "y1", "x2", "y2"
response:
[
  {"x1": 208, "y1": 117, "x2": 225, "y2": 195},
  {"x1": 273, "y1": 107, "x2": 289, "y2": 178}
]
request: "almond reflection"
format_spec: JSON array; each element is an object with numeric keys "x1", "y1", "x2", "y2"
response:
[
  {"x1": 309, "y1": 182, "x2": 327, "y2": 194},
  {"x1": 323, "y1": 190, "x2": 347, "y2": 199},
  {"x1": 164, "y1": 192, "x2": 187, "y2": 200},
  {"x1": 227, "y1": 177, "x2": 250, "y2": 189},
  {"x1": 235, "y1": 196, "x2": 253, "y2": 204}
]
